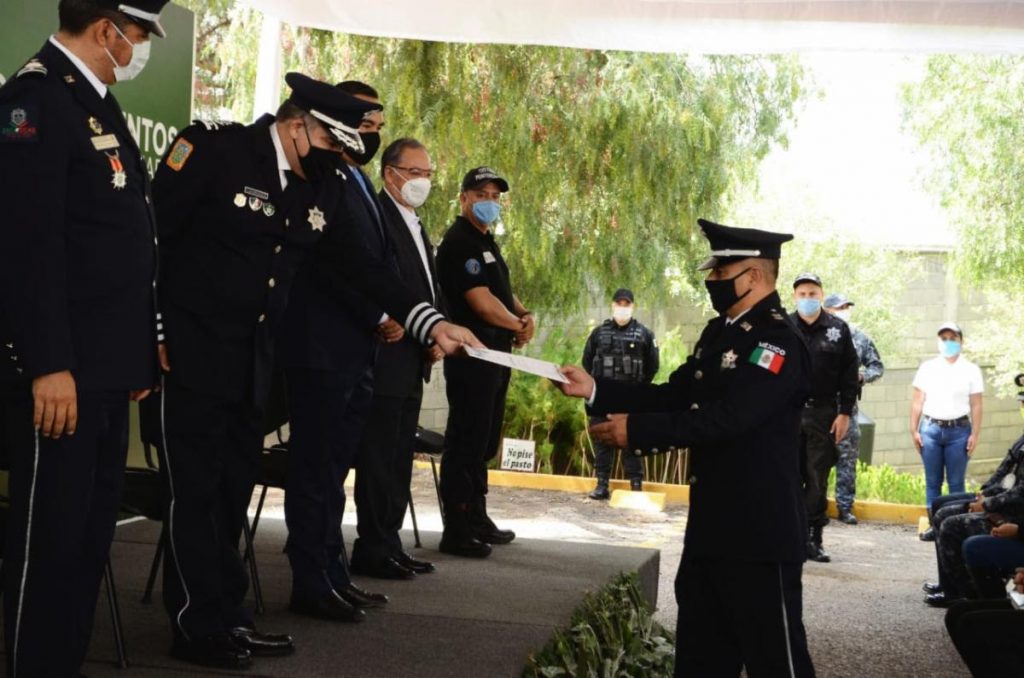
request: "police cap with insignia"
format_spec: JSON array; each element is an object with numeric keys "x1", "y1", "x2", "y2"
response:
[
  {"x1": 792, "y1": 272, "x2": 822, "y2": 289},
  {"x1": 92, "y1": 1, "x2": 170, "y2": 38},
  {"x1": 696, "y1": 218, "x2": 794, "y2": 271},
  {"x1": 284, "y1": 72, "x2": 382, "y2": 155},
  {"x1": 461, "y1": 167, "x2": 510, "y2": 193},
  {"x1": 824, "y1": 293, "x2": 853, "y2": 309}
]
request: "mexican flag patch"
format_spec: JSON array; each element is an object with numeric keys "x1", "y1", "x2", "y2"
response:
[{"x1": 749, "y1": 345, "x2": 785, "y2": 374}]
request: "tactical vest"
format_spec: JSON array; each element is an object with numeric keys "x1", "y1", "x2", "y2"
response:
[{"x1": 592, "y1": 322, "x2": 650, "y2": 382}]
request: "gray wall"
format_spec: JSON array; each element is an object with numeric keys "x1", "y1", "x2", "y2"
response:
[{"x1": 419, "y1": 250, "x2": 1021, "y2": 482}]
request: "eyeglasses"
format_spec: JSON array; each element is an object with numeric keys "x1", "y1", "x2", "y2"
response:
[{"x1": 388, "y1": 165, "x2": 434, "y2": 179}]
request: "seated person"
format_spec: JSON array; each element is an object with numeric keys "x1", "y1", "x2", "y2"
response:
[
  {"x1": 945, "y1": 569, "x2": 1024, "y2": 677},
  {"x1": 963, "y1": 517, "x2": 1024, "y2": 599}
]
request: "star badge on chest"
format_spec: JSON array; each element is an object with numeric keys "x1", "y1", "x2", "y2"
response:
[
  {"x1": 721, "y1": 350, "x2": 738, "y2": 370},
  {"x1": 308, "y1": 206, "x2": 326, "y2": 232},
  {"x1": 826, "y1": 326, "x2": 842, "y2": 343}
]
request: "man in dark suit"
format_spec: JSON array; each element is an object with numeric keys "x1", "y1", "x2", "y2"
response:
[
  {"x1": 0, "y1": 2, "x2": 168, "y2": 675},
  {"x1": 350, "y1": 138, "x2": 445, "y2": 580},
  {"x1": 558, "y1": 220, "x2": 816, "y2": 677},
  {"x1": 284, "y1": 80, "x2": 452, "y2": 619}
]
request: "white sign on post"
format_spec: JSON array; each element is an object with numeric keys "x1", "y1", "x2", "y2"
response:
[{"x1": 500, "y1": 438, "x2": 536, "y2": 473}]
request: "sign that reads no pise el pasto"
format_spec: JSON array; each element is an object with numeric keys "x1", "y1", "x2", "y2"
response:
[
  {"x1": 0, "y1": 1, "x2": 195, "y2": 177},
  {"x1": 501, "y1": 438, "x2": 536, "y2": 473}
]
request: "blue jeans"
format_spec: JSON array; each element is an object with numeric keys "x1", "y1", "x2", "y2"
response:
[{"x1": 920, "y1": 420, "x2": 971, "y2": 507}]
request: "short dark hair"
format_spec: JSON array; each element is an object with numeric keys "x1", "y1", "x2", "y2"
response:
[
  {"x1": 380, "y1": 138, "x2": 426, "y2": 179},
  {"x1": 59, "y1": 0, "x2": 129, "y2": 36},
  {"x1": 756, "y1": 258, "x2": 779, "y2": 283},
  {"x1": 275, "y1": 100, "x2": 306, "y2": 123},
  {"x1": 336, "y1": 80, "x2": 379, "y2": 99}
]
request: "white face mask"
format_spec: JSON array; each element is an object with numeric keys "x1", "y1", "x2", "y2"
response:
[
  {"x1": 834, "y1": 309, "x2": 852, "y2": 324},
  {"x1": 105, "y1": 23, "x2": 151, "y2": 83},
  {"x1": 612, "y1": 305, "x2": 633, "y2": 325},
  {"x1": 399, "y1": 176, "x2": 432, "y2": 208}
]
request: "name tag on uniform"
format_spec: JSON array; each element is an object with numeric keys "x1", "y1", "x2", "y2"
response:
[
  {"x1": 91, "y1": 134, "x2": 120, "y2": 151},
  {"x1": 483, "y1": 251, "x2": 496, "y2": 264}
]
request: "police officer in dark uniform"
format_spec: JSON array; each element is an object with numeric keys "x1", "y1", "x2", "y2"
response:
[
  {"x1": 436, "y1": 167, "x2": 535, "y2": 558},
  {"x1": 0, "y1": 2, "x2": 168, "y2": 675},
  {"x1": 582, "y1": 288, "x2": 659, "y2": 498},
  {"x1": 559, "y1": 219, "x2": 816, "y2": 677},
  {"x1": 790, "y1": 273, "x2": 858, "y2": 564},
  {"x1": 150, "y1": 73, "x2": 474, "y2": 666}
]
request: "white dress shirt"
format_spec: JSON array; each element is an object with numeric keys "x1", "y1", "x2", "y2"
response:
[
  {"x1": 269, "y1": 123, "x2": 290, "y2": 190},
  {"x1": 384, "y1": 190, "x2": 435, "y2": 302}
]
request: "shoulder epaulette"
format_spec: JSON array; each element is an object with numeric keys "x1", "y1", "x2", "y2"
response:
[
  {"x1": 192, "y1": 118, "x2": 242, "y2": 132},
  {"x1": 16, "y1": 59, "x2": 48, "y2": 79}
]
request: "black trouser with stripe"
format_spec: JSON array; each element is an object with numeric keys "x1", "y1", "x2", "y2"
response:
[
  {"x1": 352, "y1": 389, "x2": 423, "y2": 566},
  {"x1": 440, "y1": 357, "x2": 510, "y2": 513},
  {"x1": 2, "y1": 385, "x2": 128, "y2": 678},
  {"x1": 284, "y1": 367, "x2": 373, "y2": 597},
  {"x1": 675, "y1": 554, "x2": 816, "y2": 678},
  {"x1": 157, "y1": 377, "x2": 261, "y2": 639}
]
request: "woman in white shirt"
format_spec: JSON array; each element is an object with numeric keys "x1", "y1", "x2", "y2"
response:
[{"x1": 910, "y1": 322, "x2": 984, "y2": 507}]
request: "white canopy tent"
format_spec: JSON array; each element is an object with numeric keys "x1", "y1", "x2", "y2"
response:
[{"x1": 243, "y1": 0, "x2": 1024, "y2": 113}]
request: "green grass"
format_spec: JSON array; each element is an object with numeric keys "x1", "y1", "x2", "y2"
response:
[
  {"x1": 827, "y1": 462, "x2": 980, "y2": 506},
  {"x1": 522, "y1": 573, "x2": 675, "y2": 678}
]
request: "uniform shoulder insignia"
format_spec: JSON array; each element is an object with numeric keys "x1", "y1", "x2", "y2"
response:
[
  {"x1": 16, "y1": 59, "x2": 48, "y2": 79},
  {"x1": 192, "y1": 118, "x2": 242, "y2": 132},
  {"x1": 166, "y1": 136, "x2": 195, "y2": 171},
  {"x1": 0, "y1": 105, "x2": 39, "y2": 144}
]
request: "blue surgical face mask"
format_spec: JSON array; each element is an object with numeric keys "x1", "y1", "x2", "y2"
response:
[
  {"x1": 796, "y1": 298, "x2": 821, "y2": 317},
  {"x1": 938, "y1": 338, "x2": 962, "y2": 358},
  {"x1": 472, "y1": 200, "x2": 501, "y2": 225}
]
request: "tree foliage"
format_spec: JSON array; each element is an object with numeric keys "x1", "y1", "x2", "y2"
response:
[
  {"x1": 903, "y1": 56, "x2": 1024, "y2": 286},
  {"x1": 177, "y1": 3, "x2": 807, "y2": 309}
]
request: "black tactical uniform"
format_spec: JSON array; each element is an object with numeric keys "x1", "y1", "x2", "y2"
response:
[
  {"x1": 790, "y1": 274, "x2": 858, "y2": 563},
  {"x1": 0, "y1": 9, "x2": 167, "y2": 675},
  {"x1": 436, "y1": 168, "x2": 521, "y2": 556},
  {"x1": 582, "y1": 312, "x2": 658, "y2": 492},
  {"x1": 588, "y1": 220, "x2": 815, "y2": 677}
]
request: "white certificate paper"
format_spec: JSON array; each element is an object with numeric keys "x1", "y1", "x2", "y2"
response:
[{"x1": 465, "y1": 346, "x2": 570, "y2": 383}]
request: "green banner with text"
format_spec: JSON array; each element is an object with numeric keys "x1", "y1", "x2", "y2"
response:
[{"x1": 0, "y1": 1, "x2": 195, "y2": 175}]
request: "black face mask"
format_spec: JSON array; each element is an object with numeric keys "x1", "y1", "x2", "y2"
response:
[
  {"x1": 704, "y1": 267, "x2": 752, "y2": 315},
  {"x1": 347, "y1": 132, "x2": 381, "y2": 166},
  {"x1": 294, "y1": 127, "x2": 341, "y2": 183}
]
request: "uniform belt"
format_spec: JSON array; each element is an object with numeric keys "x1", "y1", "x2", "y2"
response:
[
  {"x1": 804, "y1": 398, "x2": 836, "y2": 409},
  {"x1": 925, "y1": 415, "x2": 970, "y2": 428}
]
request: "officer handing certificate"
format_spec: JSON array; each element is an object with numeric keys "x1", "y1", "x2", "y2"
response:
[{"x1": 465, "y1": 346, "x2": 569, "y2": 383}]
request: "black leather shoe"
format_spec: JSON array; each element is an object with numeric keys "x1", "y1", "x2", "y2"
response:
[
  {"x1": 920, "y1": 527, "x2": 936, "y2": 542},
  {"x1": 922, "y1": 581, "x2": 942, "y2": 594},
  {"x1": 630, "y1": 479, "x2": 643, "y2": 492},
  {"x1": 229, "y1": 626, "x2": 295, "y2": 657},
  {"x1": 475, "y1": 525, "x2": 516, "y2": 545},
  {"x1": 838, "y1": 511, "x2": 858, "y2": 525},
  {"x1": 396, "y1": 551, "x2": 436, "y2": 574},
  {"x1": 351, "y1": 556, "x2": 417, "y2": 580},
  {"x1": 439, "y1": 531, "x2": 493, "y2": 558},
  {"x1": 337, "y1": 583, "x2": 389, "y2": 608},
  {"x1": 925, "y1": 592, "x2": 956, "y2": 608},
  {"x1": 806, "y1": 541, "x2": 831, "y2": 563},
  {"x1": 171, "y1": 633, "x2": 252, "y2": 670},
  {"x1": 588, "y1": 484, "x2": 610, "y2": 500},
  {"x1": 289, "y1": 591, "x2": 366, "y2": 623}
]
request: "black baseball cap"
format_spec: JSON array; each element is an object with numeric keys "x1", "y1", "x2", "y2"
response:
[
  {"x1": 612, "y1": 288, "x2": 634, "y2": 303},
  {"x1": 461, "y1": 167, "x2": 509, "y2": 193},
  {"x1": 697, "y1": 219, "x2": 794, "y2": 271},
  {"x1": 793, "y1": 272, "x2": 823, "y2": 289},
  {"x1": 93, "y1": 1, "x2": 170, "y2": 38}
]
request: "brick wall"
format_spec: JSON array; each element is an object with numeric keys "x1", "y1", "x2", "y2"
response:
[{"x1": 418, "y1": 251, "x2": 1021, "y2": 482}]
